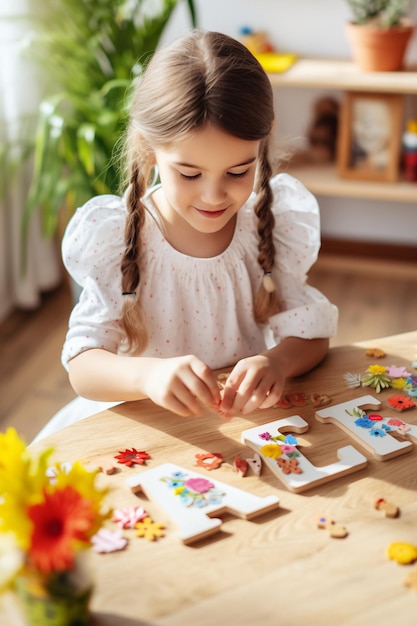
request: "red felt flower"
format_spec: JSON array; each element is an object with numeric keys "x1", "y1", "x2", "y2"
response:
[
  {"x1": 27, "y1": 486, "x2": 94, "y2": 573},
  {"x1": 387, "y1": 394, "x2": 416, "y2": 412},
  {"x1": 114, "y1": 448, "x2": 151, "y2": 466}
]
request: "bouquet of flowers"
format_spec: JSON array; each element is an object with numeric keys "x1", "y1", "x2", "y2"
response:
[{"x1": 0, "y1": 427, "x2": 109, "y2": 625}]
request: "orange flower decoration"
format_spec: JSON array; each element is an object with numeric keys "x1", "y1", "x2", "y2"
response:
[
  {"x1": 114, "y1": 448, "x2": 151, "y2": 467},
  {"x1": 387, "y1": 394, "x2": 416, "y2": 412}
]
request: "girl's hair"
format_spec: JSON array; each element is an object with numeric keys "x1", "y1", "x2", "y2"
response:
[{"x1": 121, "y1": 29, "x2": 278, "y2": 353}]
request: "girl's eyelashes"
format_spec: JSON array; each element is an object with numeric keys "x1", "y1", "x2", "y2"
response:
[
  {"x1": 179, "y1": 170, "x2": 249, "y2": 181},
  {"x1": 228, "y1": 169, "x2": 248, "y2": 179},
  {"x1": 180, "y1": 172, "x2": 201, "y2": 180}
]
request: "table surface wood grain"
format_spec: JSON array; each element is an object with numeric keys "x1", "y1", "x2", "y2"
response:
[{"x1": 3, "y1": 331, "x2": 417, "y2": 626}]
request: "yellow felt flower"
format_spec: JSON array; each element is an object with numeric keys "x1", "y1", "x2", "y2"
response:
[
  {"x1": 366, "y1": 364, "x2": 387, "y2": 375},
  {"x1": 391, "y1": 378, "x2": 407, "y2": 389},
  {"x1": 259, "y1": 443, "x2": 283, "y2": 460}
]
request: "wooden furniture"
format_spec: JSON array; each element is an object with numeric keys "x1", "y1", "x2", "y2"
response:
[
  {"x1": 268, "y1": 58, "x2": 417, "y2": 202},
  {"x1": 3, "y1": 331, "x2": 417, "y2": 625}
]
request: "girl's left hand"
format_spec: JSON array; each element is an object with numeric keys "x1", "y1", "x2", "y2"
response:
[{"x1": 218, "y1": 354, "x2": 284, "y2": 418}]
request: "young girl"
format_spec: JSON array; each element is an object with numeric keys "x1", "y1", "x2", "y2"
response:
[{"x1": 35, "y1": 29, "x2": 338, "y2": 440}]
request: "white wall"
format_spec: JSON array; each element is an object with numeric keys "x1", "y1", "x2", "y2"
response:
[{"x1": 163, "y1": 0, "x2": 417, "y2": 246}]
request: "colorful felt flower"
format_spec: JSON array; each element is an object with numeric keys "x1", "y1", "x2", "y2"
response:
[
  {"x1": 370, "y1": 428, "x2": 386, "y2": 438},
  {"x1": 91, "y1": 528, "x2": 128, "y2": 553},
  {"x1": 184, "y1": 478, "x2": 214, "y2": 494},
  {"x1": 387, "y1": 418, "x2": 407, "y2": 427},
  {"x1": 259, "y1": 432, "x2": 272, "y2": 441},
  {"x1": 112, "y1": 506, "x2": 148, "y2": 529},
  {"x1": 114, "y1": 448, "x2": 151, "y2": 466},
  {"x1": 362, "y1": 364, "x2": 392, "y2": 393},
  {"x1": 135, "y1": 517, "x2": 165, "y2": 541},
  {"x1": 259, "y1": 443, "x2": 283, "y2": 460},
  {"x1": 194, "y1": 452, "x2": 223, "y2": 470},
  {"x1": 280, "y1": 444, "x2": 297, "y2": 455},
  {"x1": 390, "y1": 378, "x2": 407, "y2": 390},
  {"x1": 276, "y1": 458, "x2": 302, "y2": 475},
  {"x1": 354, "y1": 417, "x2": 374, "y2": 429},
  {"x1": 386, "y1": 365, "x2": 411, "y2": 378},
  {"x1": 387, "y1": 394, "x2": 416, "y2": 412},
  {"x1": 344, "y1": 372, "x2": 363, "y2": 388}
]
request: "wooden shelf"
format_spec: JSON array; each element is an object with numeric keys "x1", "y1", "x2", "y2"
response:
[
  {"x1": 269, "y1": 58, "x2": 417, "y2": 204},
  {"x1": 288, "y1": 164, "x2": 417, "y2": 202},
  {"x1": 267, "y1": 58, "x2": 417, "y2": 93}
]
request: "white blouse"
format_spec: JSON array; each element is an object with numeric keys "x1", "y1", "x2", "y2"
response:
[{"x1": 61, "y1": 173, "x2": 338, "y2": 371}]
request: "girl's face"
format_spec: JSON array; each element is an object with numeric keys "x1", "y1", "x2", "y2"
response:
[{"x1": 151, "y1": 123, "x2": 260, "y2": 254}]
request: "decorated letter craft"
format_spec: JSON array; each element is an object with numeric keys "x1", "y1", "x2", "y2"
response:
[
  {"x1": 126, "y1": 462, "x2": 280, "y2": 545},
  {"x1": 242, "y1": 416, "x2": 367, "y2": 494},
  {"x1": 242, "y1": 395, "x2": 417, "y2": 493},
  {"x1": 316, "y1": 395, "x2": 417, "y2": 461},
  {"x1": 123, "y1": 397, "x2": 417, "y2": 542}
]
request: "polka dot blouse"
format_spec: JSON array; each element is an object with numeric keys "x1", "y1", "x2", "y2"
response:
[{"x1": 61, "y1": 174, "x2": 338, "y2": 371}]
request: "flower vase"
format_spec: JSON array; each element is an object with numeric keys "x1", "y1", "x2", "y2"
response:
[{"x1": 15, "y1": 559, "x2": 93, "y2": 626}]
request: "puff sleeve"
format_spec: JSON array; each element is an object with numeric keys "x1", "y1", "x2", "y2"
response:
[
  {"x1": 267, "y1": 174, "x2": 338, "y2": 342},
  {"x1": 61, "y1": 195, "x2": 126, "y2": 370}
]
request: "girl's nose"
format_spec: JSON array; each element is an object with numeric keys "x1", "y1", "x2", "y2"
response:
[{"x1": 200, "y1": 179, "x2": 226, "y2": 205}]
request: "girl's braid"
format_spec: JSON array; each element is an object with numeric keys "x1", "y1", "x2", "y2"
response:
[
  {"x1": 120, "y1": 159, "x2": 148, "y2": 353},
  {"x1": 253, "y1": 141, "x2": 280, "y2": 323}
]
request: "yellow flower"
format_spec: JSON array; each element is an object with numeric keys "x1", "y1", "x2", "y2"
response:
[
  {"x1": 0, "y1": 533, "x2": 24, "y2": 593},
  {"x1": 0, "y1": 428, "x2": 110, "y2": 577},
  {"x1": 0, "y1": 429, "x2": 54, "y2": 549},
  {"x1": 259, "y1": 443, "x2": 283, "y2": 460},
  {"x1": 391, "y1": 378, "x2": 407, "y2": 389},
  {"x1": 367, "y1": 364, "x2": 387, "y2": 375}
]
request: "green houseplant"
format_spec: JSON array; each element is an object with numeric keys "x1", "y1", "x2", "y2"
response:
[
  {"x1": 21, "y1": 0, "x2": 196, "y2": 241},
  {"x1": 345, "y1": 0, "x2": 416, "y2": 70}
]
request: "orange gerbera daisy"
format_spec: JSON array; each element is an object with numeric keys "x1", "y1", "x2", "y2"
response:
[{"x1": 27, "y1": 486, "x2": 94, "y2": 574}]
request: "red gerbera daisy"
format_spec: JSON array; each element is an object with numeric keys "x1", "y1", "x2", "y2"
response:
[{"x1": 27, "y1": 486, "x2": 94, "y2": 574}]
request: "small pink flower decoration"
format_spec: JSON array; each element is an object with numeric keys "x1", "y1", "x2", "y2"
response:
[
  {"x1": 184, "y1": 477, "x2": 214, "y2": 494},
  {"x1": 281, "y1": 444, "x2": 296, "y2": 455},
  {"x1": 387, "y1": 418, "x2": 407, "y2": 427},
  {"x1": 92, "y1": 528, "x2": 128, "y2": 553},
  {"x1": 259, "y1": 432, "x2": 272, "y2": 441},
  {"x1": 386, "y1": 365, "x2": 411, "y2": 378},
  {"x1": 113, "y1": 506, "x2": 148, "y2": 529}
]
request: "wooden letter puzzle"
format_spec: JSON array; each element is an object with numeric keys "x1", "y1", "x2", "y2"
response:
[
  {"x1": 242, "y1": 415, "x2": 367, "y2": 493},
  {"x1": 126, "y1": 462, "x2": 280, "y2": 544}
]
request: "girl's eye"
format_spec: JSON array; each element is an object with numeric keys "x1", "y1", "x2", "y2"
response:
[
  {"x1": 228, "y1": 170, "x2": 248, "y2": 179},
  {"x1": 180, "y1": 173, "x2": 200, "y2": 180}
]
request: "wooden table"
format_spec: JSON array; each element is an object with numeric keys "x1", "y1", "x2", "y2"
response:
[{"x1": 3, "y1": 332, "x2": 417, "y2": 625}]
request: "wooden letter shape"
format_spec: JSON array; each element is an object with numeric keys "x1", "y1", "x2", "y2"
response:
[
  {"x1": 242, "y1": 416, "x2": 367, "y2": 493},
  {"x1": 315, "y1": 395, "x2": 414, "y2": 461},
  {"x1": 125, "y1": 462, "x2": 279, "y2": 545}
]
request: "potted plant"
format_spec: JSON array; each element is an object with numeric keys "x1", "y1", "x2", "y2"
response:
[
  {"x1": 345, "y1": 0, "x2": 416, "y2": 71},
  {"x1": 18, "y1": 0, "x2": 196, "y2": 244}
]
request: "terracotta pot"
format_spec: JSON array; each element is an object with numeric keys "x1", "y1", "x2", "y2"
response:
[{"x1": 346, "y1": 20, "x2": 415, "y2": 72}]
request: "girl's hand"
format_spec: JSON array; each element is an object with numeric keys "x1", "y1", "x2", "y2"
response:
[
  {"x1": 142, "y1": 355, "x2": 221, "y2": 417},
  {"x1": 219, "y1": 354, "x2": 284, "y2": 418}
]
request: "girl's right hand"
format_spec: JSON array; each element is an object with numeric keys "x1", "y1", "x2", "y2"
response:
[{"x1": 141, "y1": 355, "x2": 221, "y2": 417}]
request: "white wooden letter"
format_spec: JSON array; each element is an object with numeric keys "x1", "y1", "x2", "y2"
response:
[
  {"x1": 242, "y1": 415, "x2": 367, "y2": 493},
  {"x1": 315, "y1": 395, "x2": 414, "y2": 461},
  {"x1": 126, "y1": 462, "x2": 280, "y2": 545}
]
